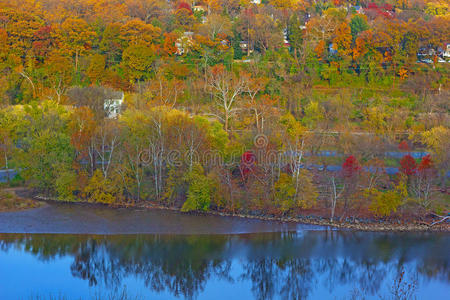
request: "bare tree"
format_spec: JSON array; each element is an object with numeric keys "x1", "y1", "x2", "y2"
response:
[
  {"x1": 144, "y1": 70, "x2": 184, "y2": 108},
  {"x1": 328, "y1": 175, "x2": 344, "y2": 222},
  {"x1": 207, "y1": 65, "x2": 248, "y2": 133},
  {"x1": 199, "y1": 14, "x2": 233, "y2": 40},
  {"x1": 93, "y1": 120, "x2": 120, "y2": 179},
  {"x1": 244, "y1": 74, "x2": 269, "y2": 132}
]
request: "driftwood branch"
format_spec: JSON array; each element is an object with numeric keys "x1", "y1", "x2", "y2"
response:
[
  {"x1": 421, "y1": 213, "x2": 450, "y2": 227},
  {"x1": 430, "y1": 215, "x2": 449, "y2": 227}
]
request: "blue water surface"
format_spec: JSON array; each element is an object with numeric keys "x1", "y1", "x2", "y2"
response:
[{"x1": 0, "y1": 231, "x2": 448, "y2": 300}]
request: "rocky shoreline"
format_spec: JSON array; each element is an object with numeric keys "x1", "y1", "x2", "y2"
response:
[
  {"x1": 29, "y1": 191, "x2": 450, "y2": 233},
  {"x1": 143, "y1": 204, "x2": 449, "y2": 232}
]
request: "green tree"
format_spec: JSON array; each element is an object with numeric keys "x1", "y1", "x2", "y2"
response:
[
  {"x1": 20, "y1": 125, "x2": 74, "y2": 194},
  {"x1": 15, "y1": 102, "x2": 74, "y2": 196},
  {"x1": 181, "y1": 164, "x2": 211, "y2": 212},
  {"x1": 55, "y1": 169, "x2": 77, "y2": 201},
  {"x1": 288, "y1": 14, "x2": 304, "y2": 63},
  {"x1": 0, "y1": 107, "x2": 24, "y2": 169},
  {"x1": 302, "y1": 101, "x2": 324, "y2": 129},
  {"x1": 121, "y1": 44, "x2": 155, "y2": 84},
  {"x1": 350, "y1": 14, "x2": 369, "y2": 41}
]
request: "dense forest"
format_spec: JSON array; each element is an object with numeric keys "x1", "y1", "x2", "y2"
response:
[{"x1": 0, "y1": 0, "x2": 448, "y2": 221}]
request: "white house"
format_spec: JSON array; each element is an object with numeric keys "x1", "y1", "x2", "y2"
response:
[
  {"x1": 192, "y1": 5, "x2": 206, "y2": 12},
  {"x1": 175, "y1": 31, "x2": 194, "y2": 55},
  {"x1": 104, "y1": 90, "x2": 124, "y2": 118},
  {"x1": 444, "y1": 44, "x2": 450, "y2": 59}
]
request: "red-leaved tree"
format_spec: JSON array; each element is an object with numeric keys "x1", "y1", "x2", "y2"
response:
[
  {"x1": 334, "y1": 155, "x2": 362, "y2": 221},
  {"x1": 398, "y1": 140, "x2": 410, "y2": 151},
  {"x1": 418, "y1": 154, "x2": 433, "y2": 173},
  {"x1": 400, "y1": 154, "x2": 417, "y2": 176},
  {"x1": 341, "y1": 155, "x2": 361, "y2": 178},
  {"x1": 240, "y1": 151, "x2": 256, "y2": 181},
  {"x1": 177, "y1": 2, "x2": 193, "y2": 15},
  {"x1": 412, "y1": 154, "x2": 436, "y2": 207}
]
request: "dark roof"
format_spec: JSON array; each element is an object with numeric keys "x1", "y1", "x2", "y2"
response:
[{"x1": 104, "y1": 88, "x2": 123, "y2": 100}]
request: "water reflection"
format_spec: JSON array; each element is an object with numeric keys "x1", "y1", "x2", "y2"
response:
[{"x1": 0, "y1": 231, "x2": 449, "y2": 299}]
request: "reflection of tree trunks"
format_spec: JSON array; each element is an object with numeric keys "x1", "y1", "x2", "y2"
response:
[{"x1": 2, "y1": 232, "x2": 449, "y2": 299}]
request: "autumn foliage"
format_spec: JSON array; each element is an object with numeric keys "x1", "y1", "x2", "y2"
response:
[
  {"x1": 400, "y1": 154, "x2": 417, "y2": 176},
  {"x1": 0, "y1": 0, "x2": 448, "y2": 219},
  {"x1": 398, "y1": 140, "x2": 410, "y2": 151},
  {"x1": 342, "y1": 155, "x2": 361, "y2": 178}
]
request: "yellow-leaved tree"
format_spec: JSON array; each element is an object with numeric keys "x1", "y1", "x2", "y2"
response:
[
  {"x1": 83, "y1": 170, "x2": 120, "y2": 204},
  {"x1": 275, "y1": 171, "x2": 317, "y2": 214},
  {"x1": 57, "y1": 18, "x2": 96, "y2": 72},
  {"x1": 421, "y1": 126, "x2": 450, "y2": 186},
  {"x1": 368, "y1": 174, "x2": 408, "y2": 217}
]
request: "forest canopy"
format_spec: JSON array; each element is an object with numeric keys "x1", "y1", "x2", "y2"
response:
[{"x1": 0, "y1": 0, "x2": 448, "y2": 221}]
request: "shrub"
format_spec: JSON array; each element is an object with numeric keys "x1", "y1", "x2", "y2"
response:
[{"x1": 181, "y1": 164, "x2": 211, "y2": 212}]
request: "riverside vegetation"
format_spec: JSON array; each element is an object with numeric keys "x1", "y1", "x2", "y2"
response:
[
  {"x1": 0, "y1": 188, "x2": 41, "y2": 212},
  {"x1": 0, "y1": 0, "x2": 448, "y2": 227}
]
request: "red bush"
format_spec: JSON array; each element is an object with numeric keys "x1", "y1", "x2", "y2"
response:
[
  {"x1": 177, "y1": 2, "x2": 193, "y2": 15},
  {"x1": 383, "y1": 3, "x2": 393, "y2": 11},
  {"x1": 400, "y1": 154, "x2": 417, "y2": 176},
  {"x1": 418, "y1": 154, "x2": 436, "y2": 179},
  {"x1": 342, "y1": 155, "x2": 361, "y2": 178},
  {"x1": 398, "y1": 140, "x2": 410, "y2": 151},
  {"x1": 240, "y1": 151, "x2": 256, "y2": 179},
  {"x1": 418, "y1": 154, "x2": 433, "y2": 171}
]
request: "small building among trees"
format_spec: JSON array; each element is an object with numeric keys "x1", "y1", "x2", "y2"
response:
[{"x1": 104, "y1": 90, "x2": 124, "y2": 119}]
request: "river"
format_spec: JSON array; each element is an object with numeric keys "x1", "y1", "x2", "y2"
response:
[{"x1": 0, "y1": 203, "x2": 449, "y2": 299}]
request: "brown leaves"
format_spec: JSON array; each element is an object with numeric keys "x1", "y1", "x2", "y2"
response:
[
  {"x1": 69, "y1": 107, "x2": 96, "y2": 155},
  {"x1": 333, "y1": 21, "x2": 352, "y2": 57}
]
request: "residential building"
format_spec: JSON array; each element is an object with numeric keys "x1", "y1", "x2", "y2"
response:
[{"x1": 104, "y1": 90, "x2": 124, "y2": 118}]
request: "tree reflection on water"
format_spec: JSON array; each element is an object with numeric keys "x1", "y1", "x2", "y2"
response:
[{"x1": 0, "y1": 231, "x2": 448, "y2": 299}]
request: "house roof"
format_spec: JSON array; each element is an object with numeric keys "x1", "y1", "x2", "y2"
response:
[{"x1": 104, "y1": 89, "x2": 123, "y2": 100}]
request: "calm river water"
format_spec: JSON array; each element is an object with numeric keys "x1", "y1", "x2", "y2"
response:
[{"x1": 0, "y1": 203, "x2": 449, "y2": 299}]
